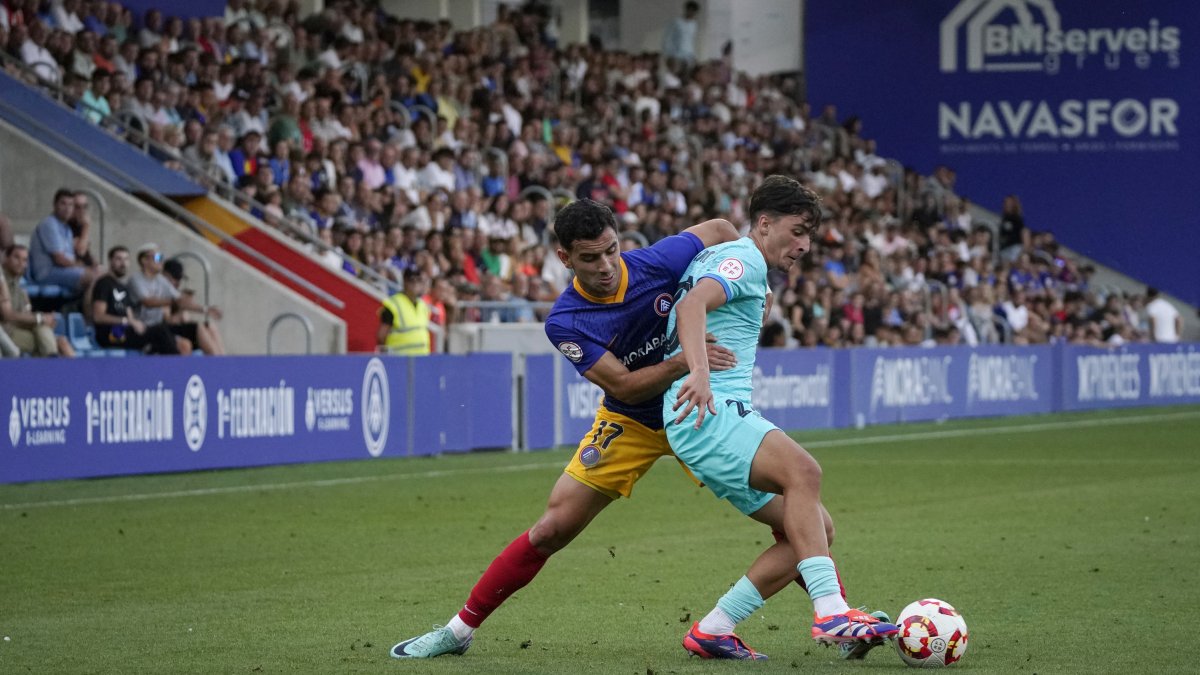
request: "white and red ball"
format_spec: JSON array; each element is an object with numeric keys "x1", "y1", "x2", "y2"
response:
[{"x1": 894, "y1": 599, "x2": 969, "y2": 668}]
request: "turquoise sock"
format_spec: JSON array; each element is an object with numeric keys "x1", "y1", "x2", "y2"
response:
[
  {"x1": 715, "y1": 576, "x2": 764, "y2": 624},
  {"x1": 797, "y1": 556, "x2": 840, "y2": 600}
]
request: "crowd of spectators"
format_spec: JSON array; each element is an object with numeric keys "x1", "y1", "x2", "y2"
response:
[
  {"x1": 0, "y1": 0, "x2": 1184, "y2": 352},
  {"x1": 1, "y1": 188, "x2": 226, "y2": 357}
]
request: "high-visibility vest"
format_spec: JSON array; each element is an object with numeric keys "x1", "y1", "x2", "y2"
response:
[{"x1": 381, "y1": 292, "x2": 431, "y2": 356}]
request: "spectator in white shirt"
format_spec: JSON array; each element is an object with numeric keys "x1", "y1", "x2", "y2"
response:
[
  {"x1": 662, "y1": 1, "x2": 700, "y2": 66},
  {"x1": 418, "y1": 148, "x2": 457, "y2": 194},
  {"x1": 1001, "y1": 289, "x2": 1031, "y2": 343},
  {"x1": 22, "y1": 22, "x2": 61, "y2": 84},
  {"x1": 1145, "y1": 287, "x2": 1181, "y2": 343},
  {"x1": 52, "y1": 0, "x2": 85, "y2": 34}
]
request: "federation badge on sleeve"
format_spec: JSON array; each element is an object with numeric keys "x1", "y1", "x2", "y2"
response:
[
  {"x1": 558, "y1": 341, "x2": 583, "y2": 362},
  {"x1": 717, "y1": 258, "x2": 744, "y2": 280}
]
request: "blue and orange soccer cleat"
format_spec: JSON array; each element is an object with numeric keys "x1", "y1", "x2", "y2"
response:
[
  {"x1": 390, "y1": 626, "x2": 472, "y2": 659},
  {"x1": 682, "y1": 622, "x2": 768, "y2": 660},
  {"x1": 838, "y1": 610, "x2": 894, "y2": 659},
  {"x1": 811, "y1": 607, "x2": 899, "y2": 645}
]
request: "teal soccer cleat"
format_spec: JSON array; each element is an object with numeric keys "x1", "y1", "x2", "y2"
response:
[{"x1": 390, "y1": 626, "x2": 472, "y2": 659}]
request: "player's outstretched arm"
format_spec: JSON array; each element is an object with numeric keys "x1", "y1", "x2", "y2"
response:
[
  {"x1": 672, "y1": 278, "x2": 729, "y2": 428},
  {"x1": 584, "y1": 334, "x2": 735, "y2": 405},
  {"x1": 683, "y1": 218, "x2": 739, "y2": 248}
]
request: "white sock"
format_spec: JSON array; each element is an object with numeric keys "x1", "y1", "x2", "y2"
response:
[
  {"x1": 446, "y1": 615, "x2": 474, "y2": 641},
  {"x1": 813, "y1": 593, "x2": 851, "y2": 618},
  {"x1": 697, "y1": 606, "x2": 736, "y2": 635}
]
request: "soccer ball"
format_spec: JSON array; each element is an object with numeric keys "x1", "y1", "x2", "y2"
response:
[{"x1": 894, "y1": 598, "x2": 969, "y2": 668}]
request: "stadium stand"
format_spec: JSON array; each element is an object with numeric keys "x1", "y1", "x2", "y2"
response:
[{"x1": 0, "y1": 0, "x2": 1186, "y2": 356}]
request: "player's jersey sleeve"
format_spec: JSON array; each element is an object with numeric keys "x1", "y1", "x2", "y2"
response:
[
  {"x1": 545, "y1": 313, "x2": 607, "y2": 376},
  {"x1": 624, "y1": 232, "x2": 702, "y2": 283},
  {"x1": 696, "y1": 242, "x2": 767, "y2": 303}
]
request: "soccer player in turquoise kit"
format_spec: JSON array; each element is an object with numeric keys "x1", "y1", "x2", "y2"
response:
[
  {"x1": 391, "y1": 199, "x2": 750, "y2": 658},
  {"x1": 665, "y1": 175, "x2": 899, "y2": 653}
]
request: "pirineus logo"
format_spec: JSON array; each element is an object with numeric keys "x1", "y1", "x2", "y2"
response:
[{"x1": 940, "y1": 0, "x2": 1181, "y2": 74}]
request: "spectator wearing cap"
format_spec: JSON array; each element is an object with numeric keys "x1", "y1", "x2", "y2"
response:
[
  {"x1": 0, "y1": 244, "x2": 74, "y2": 357},
  {"x1": 231, "y1": 89, "x2": 268, "y2": 139},
  {"x1": 162, "y1": 257, "x2": 227, "y2": 354},
  {"x1": 377, "y1": 268, "x2": 431, "y2": 356},
  {"x1": 91, "y1": 245, "x2": 184, "y2": 354},
  {"x1": 128, "y1": 244, "x2": 224, "y2": 354},
  {"x1": 28, "y1": 189, "x2": 101, "y2": 295}
]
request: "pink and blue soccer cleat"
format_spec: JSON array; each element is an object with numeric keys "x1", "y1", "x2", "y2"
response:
[
  {"x1": 811, "y1": 608, "x2": 899, "y2": 645},
  {"x1": 838, "y1": 610, "x2": 894, "y2": 659},
  {"x1": 682, "y1": 622, "x2": 768, "y2": 660}
]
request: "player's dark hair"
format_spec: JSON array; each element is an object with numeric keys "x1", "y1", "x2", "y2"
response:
[
  {"x1": 747, "y1": 175, "x2": 822, "y2": 235},
  {"x1": 107, "y1": 245, "x2": 129, "y2": 261},
  {"x1": 553, "y1": 198, "x2": 617, "y2": 251},
  {"x1": 53, "y1": 188, "x2": 76, "y2": 204}
]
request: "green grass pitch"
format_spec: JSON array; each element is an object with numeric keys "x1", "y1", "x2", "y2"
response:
[{"x1": 1, "y1": 406, "x2": 1197, "y2": 674}]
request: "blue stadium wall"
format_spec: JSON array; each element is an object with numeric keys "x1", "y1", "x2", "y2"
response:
[
  {"x1": 2, "y1": 343, "x2": 1198, "y2": 483},
  {"x1": 805, "y1": 0, "x2": 1199, "y2": 305}
]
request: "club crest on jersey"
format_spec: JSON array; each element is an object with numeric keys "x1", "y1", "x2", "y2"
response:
[
  {"x1": 579, "y1": 445, "x2": 601, "y2": 467},
  {"x1": 717, "y1": 258, "x2": 744, "y2": 280},
  {"x1": 558, "y1": 341, "x2": 583, "y2": 362},
  {"x1": 653, "y1": 293, "x2": 674, "y2": 317}
]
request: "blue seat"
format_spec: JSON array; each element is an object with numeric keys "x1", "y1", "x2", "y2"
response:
[
  {"x1": 66, "y1": 312, "x2": 100, "y2": 356},
  {"x1": 52, "y1": 312, "x2": 66, "y2": 337}
]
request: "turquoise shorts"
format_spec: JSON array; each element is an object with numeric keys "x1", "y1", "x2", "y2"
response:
[{"x1": 665, "y1": 396, "x2": 779, "y2": 516}]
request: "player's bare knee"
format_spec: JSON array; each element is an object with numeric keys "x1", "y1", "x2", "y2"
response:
[{"x1": 528, "y1": 510, "x2": 583, "y2": 553}]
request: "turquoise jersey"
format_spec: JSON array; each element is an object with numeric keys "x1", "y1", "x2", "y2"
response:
[{"x1": 663, "y1": 237, "x2": 769, "y2": 408}]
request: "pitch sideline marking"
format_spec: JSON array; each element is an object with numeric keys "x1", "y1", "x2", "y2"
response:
[{"x1": 2, "y1": 410, "x2": 1197, "y2": 511}]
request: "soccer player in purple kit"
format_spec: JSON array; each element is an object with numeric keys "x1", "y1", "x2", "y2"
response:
[
  {"x1": 391, "y1": 197, "x2": 882, "y2": 661},
  {"x1": 391, "y1": 198, "x2": 748, "y2": 658}
]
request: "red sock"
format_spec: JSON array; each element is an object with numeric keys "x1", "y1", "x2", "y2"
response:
[
  {"x1": 457, "y1": 530, "x2": 550, "y2": 628},
  {"x1": 772, "y1": 530, "x2": 847, "y2": 600}
]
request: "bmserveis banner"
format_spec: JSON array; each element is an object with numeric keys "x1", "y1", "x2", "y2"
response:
[{"x1": 806, "y1": 0, "x2": 1198, "y2": 306}]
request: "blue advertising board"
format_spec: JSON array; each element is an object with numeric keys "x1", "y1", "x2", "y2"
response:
[
  {"x1": 555, "y1": 356, "x2": 604, "y2": 448},
  {"x1": 806, "y1": 0, "x2": 1199, "y2": 305},
  {"x1": 2, "y1": 355, "x2": 514, "y2": 483},
  {"x1": 1059, "y1": 343, "x2": 1200, "y2": 411},
  {"x1": 847, "y1": 345, "x2": 1056, "y2": 425},
  {"x1": 750, "y1": 348, "x2": 838, "y2": 431},
  {"x1": 2, "y1": 344, "x2": 1195, "y2": 483},
  {"x1": 523, "y1": 355, "x2": 557, "y2": 450}
]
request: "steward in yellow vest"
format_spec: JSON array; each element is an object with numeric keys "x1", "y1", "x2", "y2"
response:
[{"x1": 378, "y1": 269, "x2": 431, "y2": 356}]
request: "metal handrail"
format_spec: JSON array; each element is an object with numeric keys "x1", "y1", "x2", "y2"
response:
[
  {"x1": 410, "y1": 103, "x2": 438, "y2": 130},
  {"x1": 339, "y1": 61, "x2": 369, "y2": 102},
  {"x1": 168, "y1": 250, "x2": 213, "y2": 311},
  {"x1": 75, "y1": 188, "x2": 107, "y2": 269},
  {"x1": 0, "y1": 49, "x2": 394, "y2": 296},
  {"x1": 267, "y1": 311, "x2": 313, "y2": 354},
  {"x1": 387, "y1": 100, "x2": 413, "y2": 128},
  {"x1": 0, "y1": 94, "x2": 345, "y2": 311}
]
